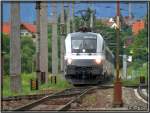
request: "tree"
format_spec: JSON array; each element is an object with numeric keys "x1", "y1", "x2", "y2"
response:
[
  {"x1": 2, "y1": 35, "x2": 36, "y2": 75},
  {"x1": 2, "y1": 34, "x2": 10, "y2": 75},
  {"x1": 21, "y1": 37, "x2": 36, "y2": 73},
  {"x1": 126, "y1": 29, "x2": 148, "y2": 63}
]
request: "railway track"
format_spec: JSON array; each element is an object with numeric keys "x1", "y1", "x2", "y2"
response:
[
  {"x1": 2, "y1": 93, "x2": 52, "y2": 101},
  {"x1": 12, "y1": 85, "x2": 113, "y2": 111},
  {"x1": 137, "y1": 84, "x2": 148, "y2": 102},
  {"x1": 3, "y1": 84, "x2": 146, "y2": 111},
  {"x1": 2, "y1": 85, "x2": 141, "y2": 101},
  {"x1": 13, "y1": 86, "x2": 92, "y2": 111}
]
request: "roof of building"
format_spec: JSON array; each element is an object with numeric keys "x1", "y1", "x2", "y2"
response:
[
  {"x1": 2, "y1": 22, "x2": 36, "y2": 35},
  {"x1": 2, "y1": 22, "x2": 10, "y2": 35},
  {"x1": 21, "y1": 23, "x2": 36, "y2": 33},
  {"x1": 132, "y1": 20, "x2": 145, "y2": 35}
]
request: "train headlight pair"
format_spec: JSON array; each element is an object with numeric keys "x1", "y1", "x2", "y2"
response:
[{"x1": 95, "y1": 57, "x2": 102, "y2": 64}]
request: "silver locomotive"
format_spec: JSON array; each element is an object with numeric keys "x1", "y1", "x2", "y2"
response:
[{"x1": 64, "y1": 31, "x2": 115, "y2": 85}]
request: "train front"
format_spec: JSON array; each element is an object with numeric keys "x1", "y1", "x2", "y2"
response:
[{"x1": 64, "y1": 32, "x2": 104, "y2": 85}]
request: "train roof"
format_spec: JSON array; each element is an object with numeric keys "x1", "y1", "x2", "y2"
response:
[{"x1": 69, "y1": 32, "x2": 99, "y2": 37}]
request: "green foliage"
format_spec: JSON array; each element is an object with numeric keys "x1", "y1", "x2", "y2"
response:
[
  {"x1": 2, "y1": 73, "x2": 37, "y2": 96},
  {"x1": 2, "y1": 73, "x2": 71, "y2": 96},
  {"x1": 2, "y1": 34, "x2": 10, "y2": 75},
  {"x1": 21, "y1": 36, "x2": 36, "y2": 73},
  {"x1": 40, "y1": 74, "x2": 72, "y2": 90},
  {"x1": 122, "y1": 61, "x2": 148, "y2": 86},
  {"x1": 48, "y1": 25, "x2": 61, "y2": 72},
  {"x1": 122, "y1": 28, "x2": 148, "y2": 86},
  {"x1": 2, "y1": 35, "x2": 36, "y2": 75},
  {"x1": 126, "y1": 29, "x2": 148, "y2": 62}
]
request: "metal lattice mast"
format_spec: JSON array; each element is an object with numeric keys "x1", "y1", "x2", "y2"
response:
[
  {"x1": 60, "y1": 2, "x2": 65, "y2": 72},
  {"x1": 51, "y1": 2, "x2": 58, "y2": 82},
  {"x1": 10, "y1": 2, "x2": 22, "y2": 93}
]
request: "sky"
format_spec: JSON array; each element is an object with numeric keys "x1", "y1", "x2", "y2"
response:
[{"x1": 2, "y1": 1, "x2": 148, "y2": 23}]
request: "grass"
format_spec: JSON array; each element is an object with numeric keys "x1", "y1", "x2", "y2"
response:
[
  {"x1": 121, "y1": 62, "x2": 148, "y2": 86},
  {"x1": 2, "y1": 73, "x2": 72, "y2": 97},
  {"x1": 122, "y1": 77, "x2": 140, "y2": 86}
]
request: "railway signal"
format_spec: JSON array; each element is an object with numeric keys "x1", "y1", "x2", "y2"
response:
[{"x1": 113, "y1": 0, "x2": 123, "y2": 107}]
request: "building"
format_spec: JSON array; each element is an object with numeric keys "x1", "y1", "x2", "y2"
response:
[
  {"x1": 2, "y1": 22, "x2": 36, "y2": 37},
  {"x1": 20, "y1": 23, "x2": 36, "y2": 37},
  {"x1": 123, "y1": 16, "x2": 136, "y2": 26},
  {"x1": 131, "y1": 20, "x2": 145, "y2": 35}
]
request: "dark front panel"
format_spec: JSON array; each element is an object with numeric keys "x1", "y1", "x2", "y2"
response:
[{"x1": 71, "y1": 59, "x2": 96, "y2": 66}]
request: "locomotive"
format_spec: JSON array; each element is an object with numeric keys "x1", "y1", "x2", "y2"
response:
[{"x1": 64, "y1": 30, "x2": 115, "y2": 85}]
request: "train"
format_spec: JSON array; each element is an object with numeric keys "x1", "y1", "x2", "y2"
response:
[{"x1": 64, "y1": 29, "x2": 115, "y2": 85}]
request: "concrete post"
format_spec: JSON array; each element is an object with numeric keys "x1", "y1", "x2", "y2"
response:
[
  {"x1": 60, "y1": 2, "x2": 65, "y2": 72},
  {"x1": 51, "y1": 2, "x2": 58, "y2": 82},
  {"x1": 39, "y1": 2, "x2": 48, "y2": 83},
  {"x1": 66, "y1": 4, "x2": 70, "y2": 34},
  {"x1": 90, "y1": 3, "x2": 93, "y2": 30},
  {"x1": 35, "y1": 2, "x2": 41, "y2": 85},
  {"x1": 10, "y1": 2, "x2": 22, "y2": 93},
  {"x1": 71, "y1": 2, "x2": 75, "y2": 32}
]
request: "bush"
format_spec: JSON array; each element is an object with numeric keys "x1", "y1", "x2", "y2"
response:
[
  {"x1": 2, "y1": 35, "x2": 36, "y2": 75},
  {"x1": 21, "y1": 36, "x2": 36, "y2": 73}
]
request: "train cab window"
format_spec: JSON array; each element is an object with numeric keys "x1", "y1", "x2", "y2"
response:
[
  {"x1": 71, "y1": 35, "x2": 97, "y2": 53},
  {"x1": 72, "y1": 40, "x2": 83, "y2": 53}
]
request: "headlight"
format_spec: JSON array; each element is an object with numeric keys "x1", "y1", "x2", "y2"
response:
[
  {"x1": 95, "y1": 57, "x2": 101, "y2": 64},
  {"x1": 67, "y1": 58, "x2": 72, "y2": 64}
]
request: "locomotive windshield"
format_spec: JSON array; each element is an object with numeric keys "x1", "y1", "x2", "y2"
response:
[{"x1": 71, "y1": 35, "x2": 97, "y2": 53}]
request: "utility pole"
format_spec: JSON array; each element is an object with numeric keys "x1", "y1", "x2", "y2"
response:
[
  {"x1": 39, "y1": 2, "x2": 48, "y2": 84},
  {"x1": 90, "y1": 2, "x2": 93, "y2": 30},
  {"x1": 71, "y1": 1, "x2": 75, "y2": 32},
  {"x1": 113, "y1": 0, "x2": 123, "y2": 107},
  {"x1": 66, "y1": 4, "x2": 70, "y2": 34},
  {"x1": 60, "y1": 2, "x2": 65, "y2": 72},
  {"x1": 35, "y1": 2, "x2": 41, "y2": 85},
  {"x1": 128, "y1": 2, "x2": 132, "y2": 19},
  {"x1": 51, "y1": 2, "x2": 58, "y2": 84},
  {"x1": 35, "y1": 2, "x2": 48, "y2": 84},
  {"x1": 10, "y1": 2, "x2": 22, "y2": 93}
]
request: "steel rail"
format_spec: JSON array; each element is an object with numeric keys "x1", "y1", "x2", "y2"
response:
[
  {"x1": 3, "y1": 84, "x2": 142, "y2": 101},
  {"x1": 3, "y1": 84, "x2": 143, "y2": 101},
  {"x1": 13, "y1": 87, "x2": 91, "y2": 111},
  {"x1": 58, "y1": 86, "x2": 95, "y2": 111},
  {"x1": 137, "y1": 84, "x2": 148, "y2": 101},
  {"x1": 2, "y1": 93, "x2": 50, "y2": 101}
]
